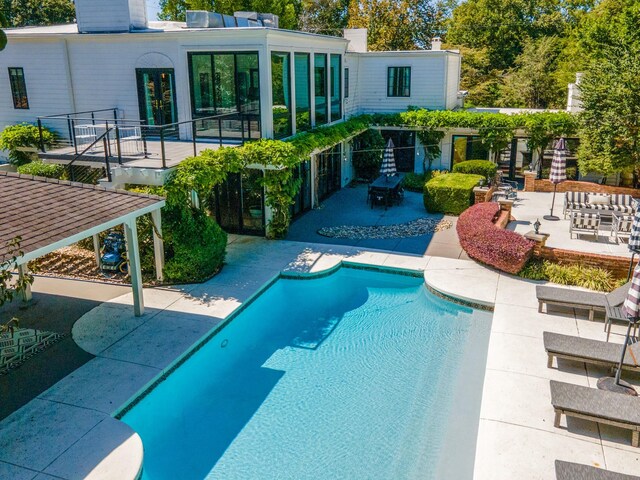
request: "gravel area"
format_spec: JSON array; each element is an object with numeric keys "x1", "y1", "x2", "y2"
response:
[{"x1": 317, "y1": 217, "x2": 453, "y2": 240}]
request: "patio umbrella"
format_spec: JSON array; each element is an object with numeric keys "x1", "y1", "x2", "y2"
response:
[
  {"x1": 543, "y1": 137, "x2": 567, "y2": 221},
  {"x1": 627, "y1": 204, "x2": 640, "y2": 280},
  {"x1": 380, "y1": 138, "x2": 397, "y2": 180},
  {"x1": 597, "y1": 265, "x2": 640, "y2": 396}
]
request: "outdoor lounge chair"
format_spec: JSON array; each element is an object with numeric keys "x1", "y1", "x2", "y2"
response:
[
  {"x1": 550, "y1": 380, "x2": 640, "y2": 447},
  {"x1": 555, "y1": 460, "x2": 640, "y2": 480},
  {"x1": 543, "y1": 331, "x2": 640, "y2": 371},
  {"x1": 569, "y1": 211, "x2": 600, "y2": 239},
  {"x1": 611, "y1": 213, "x2": 634, "y2": 244},
  {"x1": 537, "y1": 282, "x2": 629, "y2": 321}
]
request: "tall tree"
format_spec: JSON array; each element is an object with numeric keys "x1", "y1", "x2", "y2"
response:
[
  {"x1": 347, "y1": 0, "x2": 447, "y2": 50},
  {"x1": 299, "y1": 0, "x2": 349, "y2": 35},
  {"x1": 5, "y1": 0, "x2": 75, "y2": 27}
]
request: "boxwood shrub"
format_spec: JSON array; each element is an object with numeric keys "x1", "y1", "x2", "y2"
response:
[
  {"x1": 457, "y1": 202, "x2": 535, "y2": 274},
  {"x1": 452, "y1": 160, "x2": 498, "y2": 180},
  {"x1": 423, "y1": 173, "x2": 483, "y2": 215}
]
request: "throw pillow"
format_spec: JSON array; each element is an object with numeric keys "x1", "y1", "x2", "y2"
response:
[{"x1": 588, "y1": 194, "x2": 611, "y2": 205}]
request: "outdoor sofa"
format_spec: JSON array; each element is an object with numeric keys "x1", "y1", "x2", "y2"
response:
[
  {"x1": 550, "y1": 380, "x2": 640, "y2": 447},
  {"x1": 555, "y1": 460, "x2": 640, "y2": 480},
  {"x1": 563, "y1": 192, "x2": 636, "y2": 219},
  {"x1": 543, "y1": 331, "x2": 640, "y2": 371},
  {"x1": 536, "y1": 282, "x2": 630, "y2": 321}
]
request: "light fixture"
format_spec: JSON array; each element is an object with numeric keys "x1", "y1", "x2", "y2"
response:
[{"x1": 534, "y1": 219, "x2": 541, "y2": 235}]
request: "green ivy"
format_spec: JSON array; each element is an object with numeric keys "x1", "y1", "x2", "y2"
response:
[{"x1": 0, "y1": 123, "x2": 56, "y2": 166}]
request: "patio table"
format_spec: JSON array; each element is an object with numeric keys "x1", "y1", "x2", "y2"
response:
[{"x1": 369, "y1": 175, "x2": 402, "y2": 209}]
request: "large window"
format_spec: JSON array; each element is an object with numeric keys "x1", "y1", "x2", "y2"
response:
[
  {"x1": 294, "y1": 53, "x2": 311, "y2": 133},
  {"x1": 188, "y1": 52, "x2": 260, "y2": 139},
  {"x1": 451, "y1": 135, "x2": 490, "y2": 167},
  {"x1": 387, "y1": 66, "x2": 411, "y2": 97},
  {"x1": 330, "y1": 54, "x2": 342, "y2": 121},
  {"x1": 314, "y1": 54, "x2": 328, "y2": 126},
  {"x1": 271, "y1": 52, "x2": 292, "y2": 139},
  {"x1": 8, "y1": 68, "x2": 29, "y2": 109}
]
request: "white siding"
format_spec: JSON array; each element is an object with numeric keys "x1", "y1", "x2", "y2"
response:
[
  {"x1": 351, "y1": 53, "x2": 452, "y2": 113},
  {"x1": 445, "y1": 55, "x2": 461, "y2": 109},
  {"x1": 0, "y1": 39, "x2": 74, "y2": 135},
  {"x1": 343, "y1": 54, "x2": 359, "y2": 118}
]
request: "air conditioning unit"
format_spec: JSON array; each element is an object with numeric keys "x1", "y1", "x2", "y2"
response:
[
  {"x1": 208, "y1": 12, "x2": 224, "y2": 28},
  {"x1": 258, "y1": 13, "x2": 278, "y2": 28},
  {"x1": 234, "y1": 11, "x2": 258, "y2": 20},
  {"x1": 186, "y1": 10, "x2": 209, "y2": 28}
]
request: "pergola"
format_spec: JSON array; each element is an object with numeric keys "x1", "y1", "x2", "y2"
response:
[{"x1": 0, "y1": 172, "x2": 166, "y2": 316}]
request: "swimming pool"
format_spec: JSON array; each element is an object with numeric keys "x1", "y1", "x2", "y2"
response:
[{"x1": 121, "y1": 267, "x2": 492, "y2": 479}]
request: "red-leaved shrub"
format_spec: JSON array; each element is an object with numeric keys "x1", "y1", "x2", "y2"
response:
[{"x1": 457, "y1": 203, "x2": 535, "y2": 274}]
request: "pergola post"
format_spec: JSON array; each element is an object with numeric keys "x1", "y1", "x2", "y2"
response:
[
  {"x1": 17, "y1": 264, "x2": 32, "y2": 302},
  {"x1": 124, "y1": 219, "x2": 144, "y2": 317},
  {"x1": 151, "y1": 209, "x2": 164, "y2": 282},
  {"x1": 92, "y1": 234, "x2": 101, "y2": 269}
]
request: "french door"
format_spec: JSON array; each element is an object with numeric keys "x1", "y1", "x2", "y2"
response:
[{"x1": 136, "y1": 69, "x2": 178, "y2": 126}]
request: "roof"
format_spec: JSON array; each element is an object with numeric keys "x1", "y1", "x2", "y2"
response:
[{"x1": 0, "y1": 172, "x2": 164, "y2": 262}]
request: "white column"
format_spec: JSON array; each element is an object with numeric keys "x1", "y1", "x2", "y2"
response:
[
  {"x1": 124, "y1": 219, "x2": 144, "y2": 317},
  {"x1": 151, "y1": 209, "x2": 165, "y2": 282},
  {"x1": 92, "y1": 234, "x2": 101, "y2": 268},
  {"x1": 17, "y1": 264, "x2": 32, "y2": 302}
]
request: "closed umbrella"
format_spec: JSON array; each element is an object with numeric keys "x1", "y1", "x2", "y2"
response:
[
  {"x1": 627, "y1": 205, "x2": 640, "y2": 280},
  {"x1": 543, "y1": 137, "x2": 567, "y2": 221},
  {"x1": 379, "y1": 138, "x2": 397, "y2": 180},
  {"x1": 597, "y1": 265, "x2": 640, "y2": 396}
]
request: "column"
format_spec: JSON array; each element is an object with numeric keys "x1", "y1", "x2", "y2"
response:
[
  {"x1": 92, "y1": 234, "x2": 101, "y2": 268},
  {"x1": 151, "y1": 209, "x2": 165, "y2": 282},
  {"x1": 17, "y1": 264, "x2": 32, "y2": 302},
  {"x1": 124, "y1": 219, "x2": 144, "y2": 317}
]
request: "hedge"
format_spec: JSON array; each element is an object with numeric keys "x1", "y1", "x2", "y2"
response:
[
  {"x1": 452, "y1": 160, "x2": 498, "y2": 181},
  {"x1": 17, "y1": 161, "x2": 64, "y2": 179},
  {"x1": 423, "y1": 173, "x2": 483, "y2": 215},
  {"x1": 457, "y1": 202, "x2": 535, "y2": 274}
]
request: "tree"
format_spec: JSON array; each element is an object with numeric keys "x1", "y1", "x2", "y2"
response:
[
  {"x1": 299, "y1": 0, "x2": 349, "y2": 35},
  {"x1": 5, "y1": 0, "x2": 75, "y2": 27},
  {"x1": 347, "y1": 0, "x2": 447, "y2": 50}
]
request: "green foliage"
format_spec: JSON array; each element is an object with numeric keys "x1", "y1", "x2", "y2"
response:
[
  {"x1": 351, "y1": 129, "x2": 385, "y2": 180},
  {"x1": 0, "y1": 29, "x2": 6, "y2": 52},
  {"x1": 162, "y1": 204, "x2": 227, "y2": 283},
  {"x1": 518, "y1": 259, "x2": 619, "y2": 292},
  {"x1": 17, "y1": 161, "x2": 64, "y2": 179},
  {"x1": 414, "y1": 126, "x2": 444, "y2": 172},
  {"x1": 0, "y1": 123, "x2": 55, "y2": 166},
  {"x1": 0, "y1": 237, "x2": 34, "y2": 308},
  {"x1": 402, "y1": 172, "x2": 426, "y2": 192},
  {"x1": 423, "y1": 173, "x2": 483, "y2": 215},
  {"x1": 299, "y1": 0, "x2": 349, "y2": 35},
  {"x1": 4, "y1": 0, "x2": 75, "y2": 27},
  {"x1": 452, "y1": 160, "x2": 497, "y2": 181}
]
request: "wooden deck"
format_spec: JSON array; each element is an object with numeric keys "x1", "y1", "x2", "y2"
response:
[{"x1": 39, "y1": 139, "x2": 240, "y2": 169}]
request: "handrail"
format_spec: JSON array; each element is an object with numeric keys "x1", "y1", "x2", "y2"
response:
[
  {"x1": 38, "y1": 108, "x2": 118, "y2": 120},
  {"x1": 67, "y1": 127, "x2": 115, "y2": 182}
]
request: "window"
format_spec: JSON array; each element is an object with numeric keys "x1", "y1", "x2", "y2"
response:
[
  {"x1": 330, "y1": 54, "x2": 342, "y2": 121},
  {"x1": 451, "y1": 135, "x2": 489, "y2": 167},
  {"x1": 314, "y1": 54, "x2": 328, "y2": 126},
  {"x1": 294, "y1": 53, "x2": 311, "y2": 132},
  {"x1": 271, "y1": 52, "x2": 292, "y2": 139},
  {"x1": 9, "y1": 68, "x2": 29, "y2": 109},
  {"x1": 344, "y1": 68, "x2": 349, "y2": 98},
  {"x1": 387, "y1": 66, "x2": 411, "y2": 97}
]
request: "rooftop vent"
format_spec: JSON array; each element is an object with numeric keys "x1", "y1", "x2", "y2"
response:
[
  {"x1": 185, "y1": 10, "x2": 278, "y2": 28},
  {"x1": 431, "y1": 37, "x2": 442, "y2": 51}
]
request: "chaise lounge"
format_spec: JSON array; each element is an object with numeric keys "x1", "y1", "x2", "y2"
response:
[
  {"x1": 537, "y1": 282, "x2": 630, "y2": 321},
  {"x1": 543, "y1": 331, "x2": 640, "y2": 370},
  {"x1": 550, "y1": 380, "x2": 640, "y2": 448},
  {"x1": 555, "y1": 460, "x2": 640, "y2": 480}
]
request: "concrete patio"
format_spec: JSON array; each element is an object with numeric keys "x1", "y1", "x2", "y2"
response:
[
  {"x1": 1, "y1": 234, "x2": 639, "y2": 479},
  {"x1": 510, "y1": 191, "x2": 634, "y2": 258}
]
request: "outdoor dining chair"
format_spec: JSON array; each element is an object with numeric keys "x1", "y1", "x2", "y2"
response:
[{"x1": 611, "y1": 213, "x2": 634, "y2": 244}]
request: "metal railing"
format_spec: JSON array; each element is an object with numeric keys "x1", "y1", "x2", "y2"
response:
[{"x1": 37, "y1": 109, "x2": 261, "y2": 170}]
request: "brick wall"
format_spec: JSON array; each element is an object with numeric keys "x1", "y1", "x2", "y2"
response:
[
  {"x1": 534, "y1": 246, "x2": 630, "y2": 279},
  {"x1": 523, "y1": 173, "x2": 640, "y2": 196},
  {"x1": 473, "y1": 186, "x2": 495, "y2": 204}
]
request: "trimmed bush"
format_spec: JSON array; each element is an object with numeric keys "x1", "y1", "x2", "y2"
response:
[
  {"x1": 423, "y1": 173, "x2": 483, "y2": 215},
  {"x1": 452, "y1": 160, "x2": 498, "y2": 181},
  {"x1": 17, "y1": 161, "x2": 64, "y2": 179},
  {"x1": 457, "y1": 202, "x2": 535, "y2": 274}
]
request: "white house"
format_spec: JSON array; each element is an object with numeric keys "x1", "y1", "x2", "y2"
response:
[{"x1": 0, "y1": 0, "x2": 462, "y2": 234}]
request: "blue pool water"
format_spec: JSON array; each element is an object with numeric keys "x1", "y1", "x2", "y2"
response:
[{"x1": 122, "y1": 267, "x2": 492, "y2": 479}]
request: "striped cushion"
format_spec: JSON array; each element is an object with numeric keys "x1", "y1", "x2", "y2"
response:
[
  {"x1": 566, "y1": 192, "x2": 589, "y2": 204},
  {"x1": 571, "y1": 212, "x2": 600, "y2": 230},
  {"x1": 611, "y1": 194, "x2": 635, "y2": 207},
  {"x1": 567, "y1": 202, "x2": 589, "y2": 209}
]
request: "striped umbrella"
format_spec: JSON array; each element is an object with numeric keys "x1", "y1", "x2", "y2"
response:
[
  {"x1": 623, "y1": 264, "x2": 640, "y2": 320},
  {"x1": 543, "y1": 137, "x2": 567, "y2": 221},
  {"x1": 380, "y1": 138, "x2": 397, "y2": 178},
  {"x1": 626, "y1": 205, "x2": 640, "y2": 280}
]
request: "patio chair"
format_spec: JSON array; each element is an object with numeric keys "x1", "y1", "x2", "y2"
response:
[
  {"x1": 611, "y1": 213, "x2": 634, "y2": 244},
  {"x1": 569, "y1": 211, "x2": 600, "y2": 239},
  {"x1": 496, "y1": 173, "x2": 518, "y2": 200},
  {"x1": 555, "y1": 460, "x2": 640, "y2": 480},
  {"x1": 543, "y1": 331, "x2": 640, "y2": 370},
  {"x1": 536, "y1": 281, "x2": 629, "y2": 321},
  {"x1": 550, "y1": 380, "x2": 640, "y2": 447},
  {"x1": 605, "y1": 304, "x2": 640, "y2": 341},
  {"x1": 563, "y1": 192, "x2": 589, "y2": 219}
]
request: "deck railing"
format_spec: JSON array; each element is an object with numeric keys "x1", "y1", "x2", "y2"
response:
[{"x1": 37, "y1": 109, "x2": 261, "y2": 169}]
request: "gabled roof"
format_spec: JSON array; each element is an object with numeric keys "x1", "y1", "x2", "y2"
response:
[{"x1": 0, "y1": 172, "x2": 164, "y2": 262}]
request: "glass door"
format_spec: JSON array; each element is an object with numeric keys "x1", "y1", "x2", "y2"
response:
[{"x1": 136, "y1": 69, "x2": 178, "y2": 126}]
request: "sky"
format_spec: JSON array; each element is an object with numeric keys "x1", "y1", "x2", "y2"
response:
[{"x1": 147, "y1": 0, "x2": 161, "y2": 20}]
